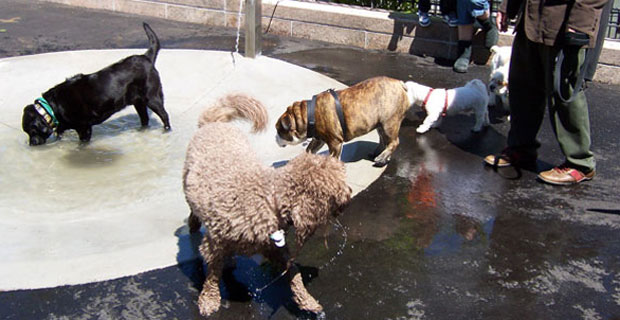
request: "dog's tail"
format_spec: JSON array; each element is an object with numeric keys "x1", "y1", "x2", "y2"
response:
[
  {"x1": 198, "y1": 94, "x2": 268, "y2": 133},
  {"x1": 143, "y1": 22, "x2": 160, "y2": 64}
]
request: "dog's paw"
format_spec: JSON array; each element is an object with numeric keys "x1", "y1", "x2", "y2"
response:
[
  {"x1": 197, "y1": 292, "x2": 221, "y2": 317},
  {"x1": 373, "y1": 154, "x2": 390, "y2": 167},
  {"x1": 416, "y1": 126, "x2": 430, "y2": 134},
  {"x1": 373, "y1": 160, "x2": 388, "y2": 168}
]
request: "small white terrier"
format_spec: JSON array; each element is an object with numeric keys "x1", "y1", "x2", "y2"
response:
[
  {"x1": 488, "y1": 45, "x2": 512, "y2": 109},
  {"x1": 405, "y1": 79, "x2": 489, "y2": 133}
]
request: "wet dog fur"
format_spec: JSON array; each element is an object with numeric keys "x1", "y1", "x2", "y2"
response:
[
  {"x1": 21, "y1": 23, "x2": 170, "y2": 146},
  {"x1": 183, "y1": 94, "x2": 351, "y2": 317}
]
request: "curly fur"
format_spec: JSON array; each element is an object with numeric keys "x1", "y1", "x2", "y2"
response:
[{"x1": 183, "y1": 93, "x2": 351, "y2": 317}]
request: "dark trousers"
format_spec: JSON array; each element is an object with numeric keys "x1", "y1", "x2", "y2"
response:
[{"x1": 507, "y1": 23, "x2": 595, "y2": 172}]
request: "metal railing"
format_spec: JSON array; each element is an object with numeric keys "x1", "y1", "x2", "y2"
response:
[
  {"x1": 609, "y1": 3, "x2": 620, "y2": 39},
  {"x1": 324, "y1": 0, "x2": 620, "y2": 40}
]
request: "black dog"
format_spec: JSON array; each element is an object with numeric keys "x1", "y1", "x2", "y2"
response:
[{"x1": 22, "y1": 22, "x2": 171, "y2": 146}]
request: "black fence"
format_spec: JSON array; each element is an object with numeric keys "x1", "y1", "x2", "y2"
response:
[
  {"x1": 609, "y1": 3, "x2": 620, "y2": 39},
  {"x1": 325, "y1": 0, "x2": 620, "y2": 40}
]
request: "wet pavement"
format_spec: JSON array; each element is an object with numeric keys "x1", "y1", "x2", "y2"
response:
[{"x1": 1, "y1": 0, "x2": 620, "y2": 319}]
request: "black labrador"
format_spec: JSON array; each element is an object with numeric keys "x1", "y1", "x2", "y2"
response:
[{"x1": 22, "y1": 22, "x2": 171, "y2": 146}]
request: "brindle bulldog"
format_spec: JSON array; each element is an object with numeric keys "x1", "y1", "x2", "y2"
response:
[{"x1": 275, "y1": 76, "x2": 414, "y2": 167}]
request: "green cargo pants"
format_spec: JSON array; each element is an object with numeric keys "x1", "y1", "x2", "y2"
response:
[{"x1": 507, "y1": 24, "x2": 596, "y2": 173}]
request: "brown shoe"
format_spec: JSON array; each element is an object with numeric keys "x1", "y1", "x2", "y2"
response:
[
  {"x1": 484, "y1": 148, "x2": 536, "y2": 168},
  {"x1": 484, "y1": 154, "x2": 511, "y2": 167},
  {"x1": 537, "y1": 165, "x2": 595, "y2": 185}
]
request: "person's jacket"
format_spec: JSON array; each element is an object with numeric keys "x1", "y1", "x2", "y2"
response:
[{"x1": 500, "y1": 0, "x2": 609, "y2": 48}]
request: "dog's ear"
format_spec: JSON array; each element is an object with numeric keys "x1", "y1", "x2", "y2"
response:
[{"x1": 281, "y1": 115, "x2": 291, "y2": 131}]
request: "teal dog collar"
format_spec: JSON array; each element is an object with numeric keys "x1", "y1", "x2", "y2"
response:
[{"x1": 34, "y1": 97, "x2": 59, "y2": 129}]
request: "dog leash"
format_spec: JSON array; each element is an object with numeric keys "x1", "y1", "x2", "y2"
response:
[
  {"x1": 254, "y1": 218, "x2": 348, "y2": 296},
  {"x1": 421, "y1": 88, "x2": 449, "y2": 117},
  {"x1": 553, "y1": 48, "x2": 589, "y2": 104},
  {"x1": 252, "y1": 268, "x2": 290, "y2": 296}
]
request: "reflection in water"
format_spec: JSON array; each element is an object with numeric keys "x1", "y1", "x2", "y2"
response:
[
  {"x1": 405, "y1": 163, "x2": 440, "y2": 249},
  {"x1": 454, "y1": 214, "x2": 481, "y2": 241},
  {"x1": 0, "y1": 110, "x2": 185, "y2": 215},
  {"x1": 400, "y1": 135, "x2": 488, "y2": 250}
]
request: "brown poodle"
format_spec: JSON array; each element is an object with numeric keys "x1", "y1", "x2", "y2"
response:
[{"x1": 183, "y1": 94, "x2": 352, "y2": 317}]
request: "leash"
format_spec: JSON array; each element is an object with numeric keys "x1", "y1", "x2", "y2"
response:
[
  {"x1": 553, "y1": 47, "x2": 589, "y2": 104},
  {"x1": 421, "y1": 88, "x2": 448, "y2": 117},
  {"x1": 254, "y1": 218, "x2": 348, "y2": 295},
  {"x1": 553, "y1": 27, "x2": 597, "y2": 104},
  {"x1": 252, "y1": 267, "x2": 290, "y2": 296}
]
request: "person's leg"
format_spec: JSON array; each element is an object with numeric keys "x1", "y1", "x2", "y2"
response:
[
  {"x1": 454, "y1": 0, "x2": 474, "y2": 72},
  {"x1": 505, "y1": 28, "x2": 546, "y2": 156},
  {"x1": 454, "y1": 25, "x2": 473, "y2": 72},
  {"x1": 475, "y1": 10, "x2": 498, "y2": 48},
  {"x1": 418, "y1": 0, "x2": 431, "y2": 27},
  {"x1": 418, "y1": 0, "x2": 431, "y2": 13},
  {"x1": 440, "y1": 0, "x2": 458, "y2": 27},
  {"x1": 538, "y1": 46, "x2": 595, "y2": 183}
]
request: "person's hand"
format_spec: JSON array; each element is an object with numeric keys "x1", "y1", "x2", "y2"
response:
[{"x1": 496, "y1": 11, "x2": 509, "y2": 33}]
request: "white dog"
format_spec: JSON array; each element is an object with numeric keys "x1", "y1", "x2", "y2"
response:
[
  {"x1": 405, "y1": 79, "x2": 489, "y2": 133},
  {"x1": 488, "y1": 45, "x2": 512, "y2": 109}
]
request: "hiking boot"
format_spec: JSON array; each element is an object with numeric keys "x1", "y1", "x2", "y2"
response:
[
  {"x1": 537, "y1": 165, "x2": 595, "y2": 185},
  {"x1": 484, "y1": 148, "x2": 536, "y2": 168},
  {"x1": 453, "y1": 41, "x2": 472, "y2": 73},
  {"x1": 418, "y1": 11, "x2": 431, "y2": 27}
]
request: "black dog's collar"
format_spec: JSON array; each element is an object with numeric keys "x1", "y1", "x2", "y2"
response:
[
  {"x1": 33, "y1": 98, "x2": 58, "y2": 130},
  {"x1": 306, "y1": 89, "x2": 347, "y2": 139}
]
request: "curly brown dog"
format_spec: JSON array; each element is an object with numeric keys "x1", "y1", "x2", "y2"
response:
[{"x1": 183, "y1": 94, "x2": 352, "y2": 317}]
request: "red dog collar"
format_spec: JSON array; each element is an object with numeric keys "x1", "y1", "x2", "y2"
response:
[{"x1": 421, "y1": 88, "x2": 449, "y2": 117}]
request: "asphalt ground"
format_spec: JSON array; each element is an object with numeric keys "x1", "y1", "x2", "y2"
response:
[{"x1": 1, "y1": 0, "x2": 620, "y2": 319}]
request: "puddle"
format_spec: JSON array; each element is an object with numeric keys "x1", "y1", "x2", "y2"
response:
[{"x1": 0, "y1": 109, "x2": 185, "y2": 215}]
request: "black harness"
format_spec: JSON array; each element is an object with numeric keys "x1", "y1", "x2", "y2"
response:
[{"x1": 306, "y1": 89, "x2": 347, "y2": 139}]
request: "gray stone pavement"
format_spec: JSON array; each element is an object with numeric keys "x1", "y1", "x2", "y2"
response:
[{"x1": 1, "y1": 0, "x2": 620, "y2": 319}]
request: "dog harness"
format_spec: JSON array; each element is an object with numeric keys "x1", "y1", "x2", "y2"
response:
[
  {"x1": 306, "y1": 89, "x2": 348, "y2": 139},
  {"x1": 421, "y1": 88, "x2": 449, "y2": 117},
  {"x1": 34, "y1": 97, "x2": 59, "y2": 130},
  {"x1": 306, "y1": 94, "x2": 318, "y2": 138}
]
